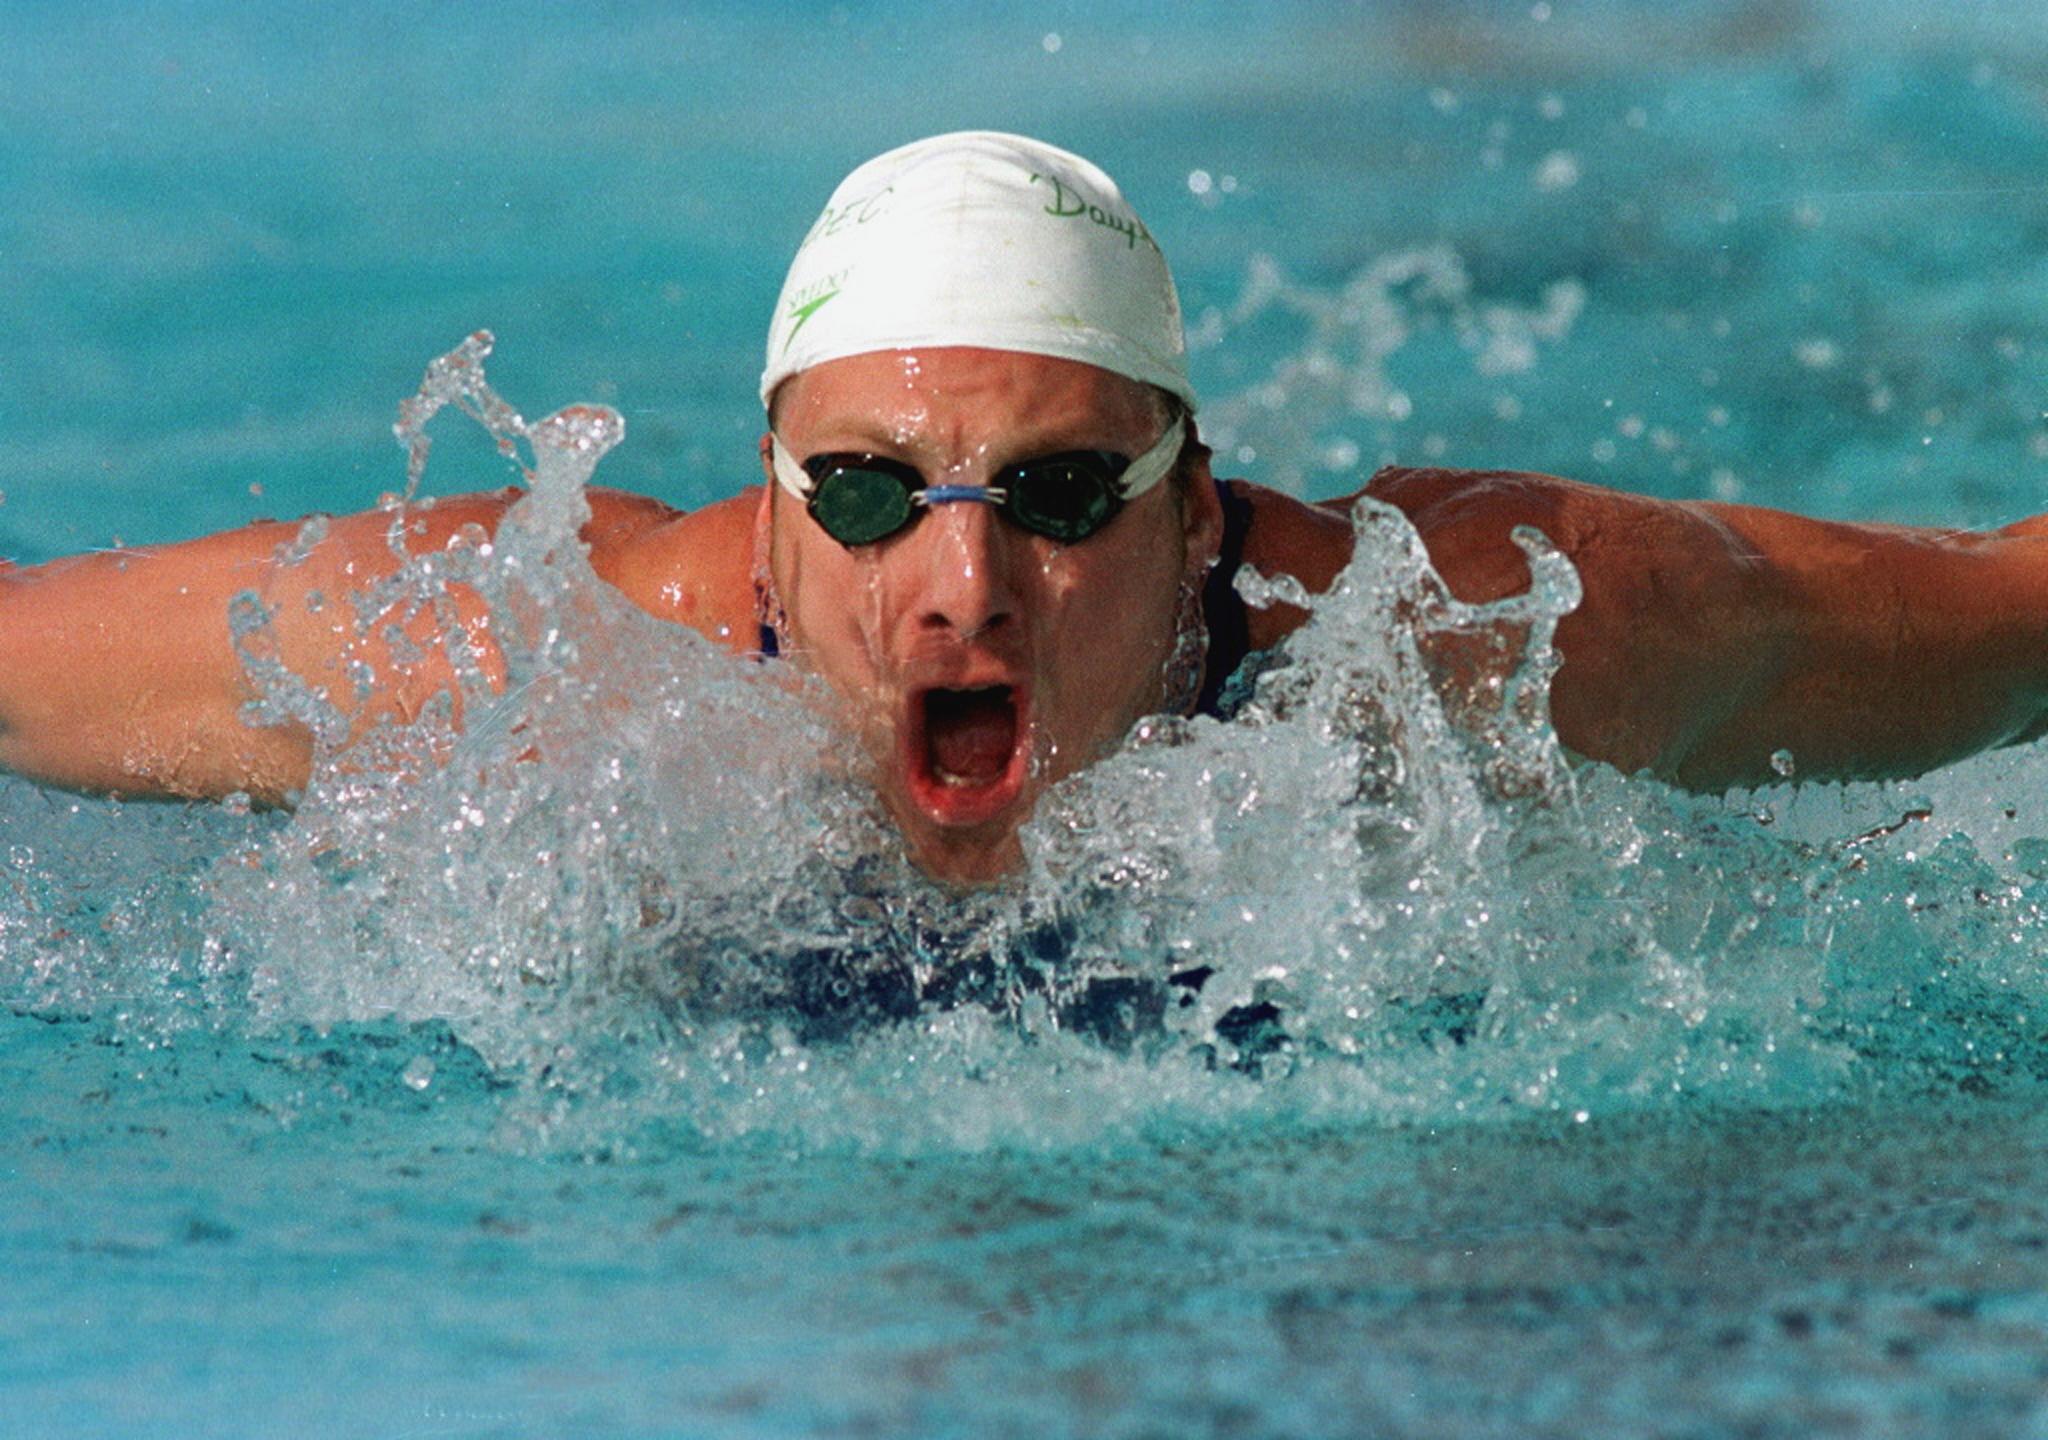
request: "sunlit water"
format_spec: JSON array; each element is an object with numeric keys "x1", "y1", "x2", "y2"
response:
[{"x1": 7, "y1": 3, "x2": 2048, "y2": 1436}]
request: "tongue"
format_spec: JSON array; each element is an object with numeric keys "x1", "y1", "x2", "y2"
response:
[{"x1": 925, "y1": 687, "x2": 1017, "y2": 784}]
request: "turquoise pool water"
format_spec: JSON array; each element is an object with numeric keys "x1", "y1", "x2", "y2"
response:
[{"x1": 7, "y1": 1, "x2": 2048, "y2": 1435}]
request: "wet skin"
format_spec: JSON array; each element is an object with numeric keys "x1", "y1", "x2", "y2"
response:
[
  {"x1": 758, "y1": 350, "x2": 1221, "y2": 882},
  {"x1": 5, "y1": 346, "x2": 2048, "y2": 880}
]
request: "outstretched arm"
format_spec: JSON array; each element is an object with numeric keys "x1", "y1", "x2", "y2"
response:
[
  {"x1": 1238, "y1": 466, "x2": 2048, "y2": 790},
  {"x1": 0, "y1": 487, "x2": 703, "y2": 804}
]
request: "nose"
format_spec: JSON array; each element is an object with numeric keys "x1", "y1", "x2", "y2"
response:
[{"x1": 910, "y1": 493, "x2": 1020, "y2": 641}]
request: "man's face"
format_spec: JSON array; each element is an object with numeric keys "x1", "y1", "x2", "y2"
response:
[{"x1": 761, "y1": 348, "x2": 1222, "y2": 883}]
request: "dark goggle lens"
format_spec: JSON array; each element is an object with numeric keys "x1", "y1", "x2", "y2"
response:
[
  {"x1": 802, "y1": 450, "x2": 1130, "y2": 546},
  {"x1": 1004, "y1": 454, "x2": 1124, "y2": 541},
  {"x1": 809, "y1": 462, "x2": 917, "y2": 545}
]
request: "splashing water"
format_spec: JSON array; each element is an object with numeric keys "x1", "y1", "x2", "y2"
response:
[
  {"x1": 210, "y1": 336, "x2": 891, "y2": 1133},
  {"x1": 7, "y1": 334, "x2": 2048, "y2": 1156}
]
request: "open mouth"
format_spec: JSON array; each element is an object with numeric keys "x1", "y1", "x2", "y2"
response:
[{"x1": 904, "y1": 684, "x2": 1030, "y2": 827}]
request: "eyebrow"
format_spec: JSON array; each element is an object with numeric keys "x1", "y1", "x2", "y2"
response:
[
  {"x1": 798, "y1": 421, "x2": 909, "y2": 454},
  {"x1": 795, "y1": 424, "x2": 1130, "y2": 466}
]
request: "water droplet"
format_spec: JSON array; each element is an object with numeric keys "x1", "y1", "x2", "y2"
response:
[
  {"x1": 1533, "y1": 151, "x2": 1580, "y2": 192},
  {"x1": 1795, "y1": 338, "x2": 1839, "y2": 370},
  {"x1": 1770, "y1": 748, "x2": 1796, "y2": 778},
  {"x1": 401, "y1": 1055, "x2": 436, "y2": 1092}
]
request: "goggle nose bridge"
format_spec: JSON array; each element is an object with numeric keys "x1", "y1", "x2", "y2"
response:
[{"x1": 914, "y1": 484, "x2": 1010, "y2": 507}]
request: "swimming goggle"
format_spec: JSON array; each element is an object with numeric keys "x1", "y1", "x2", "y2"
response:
[{"x1": 770, "y1": 414, "x2": 1186, "y2": 546}]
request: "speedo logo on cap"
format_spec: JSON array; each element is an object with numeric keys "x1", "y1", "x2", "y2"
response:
[
  {"x1": 1029, "y1": 173, "x2": 1160, "y2": 254},
  {"x1": 779, "y1": 268, "x2": 848, "y2": 353}
]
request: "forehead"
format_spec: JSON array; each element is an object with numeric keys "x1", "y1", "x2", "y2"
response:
[{"x1": 772, "y1": 347, "x2": 1163, "y2": 445}]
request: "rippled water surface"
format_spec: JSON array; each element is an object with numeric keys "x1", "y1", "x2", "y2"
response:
[{"x1": 7, "y1": 2, "x2": 2048, "y2": 1436}]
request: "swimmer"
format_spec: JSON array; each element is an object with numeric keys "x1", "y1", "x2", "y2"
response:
[{"x1": 4, "y1": 131, "x2": 2048, "y2": 883}]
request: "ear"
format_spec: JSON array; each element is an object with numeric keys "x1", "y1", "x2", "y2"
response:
[
  {"x1": 1176, "y1": 419, "x2": 1225, "y2": 578},
  {"x1": 752, "y1": 438, "x2": 778, "y2": 555}
]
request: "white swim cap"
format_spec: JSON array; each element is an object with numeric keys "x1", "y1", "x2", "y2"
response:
[{"x1": 761, "y1": 131, "x2": 1196, "y2": 413}]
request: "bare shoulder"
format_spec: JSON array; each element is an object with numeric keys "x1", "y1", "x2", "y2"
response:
[
  {"x1": 1228, "y1": 465, "x2": 1591, "y2": 647},
  {"x1": 1212, "y1": 479, "x2": 1347, "y2": 650},
  {"x1": 1353, "y1": 464, "x2": 1612, "y2": 602},
  {"x1": 1355, "y1": 464, "x2": 1739, "y2": 604},
  {"x1": 586, "y1": 484, "x2": 762, "y2": 651}
]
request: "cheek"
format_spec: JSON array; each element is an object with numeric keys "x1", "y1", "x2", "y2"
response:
[
  {"x1": 773, "y1": 526, "x2": 885, "y2": 684},
  {"x1": 1033, "y1": 531, "x2": 1187, "y2": 728}
]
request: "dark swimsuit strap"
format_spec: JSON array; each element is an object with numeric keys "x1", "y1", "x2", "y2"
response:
[
  {"x1": 756, "y1": 476, "x2": 1256, "y2": 713},
  {"x1": 1194, "y1": 477, "x2": 1255, "y2": 719}
]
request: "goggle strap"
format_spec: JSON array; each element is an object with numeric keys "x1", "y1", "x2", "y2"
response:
[
  {"x1": 769, "y1": 435, "x2": 814, "y2": 500},
  {"x1": 1115, "y1": 412, "x2": 1187, "y2": 499}
]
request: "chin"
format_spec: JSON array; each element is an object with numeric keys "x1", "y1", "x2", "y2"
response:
[{"x1": 902, "y1": 821, "x2": 1029, "y2": 886}]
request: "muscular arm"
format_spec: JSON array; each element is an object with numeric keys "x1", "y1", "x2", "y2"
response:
[
  {"x1": 1240, "y1": 466, "x2": 2048, "y2": 790},
  {"x1": 0, "y1": 486, "x2": 755, "y2": 803}
]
